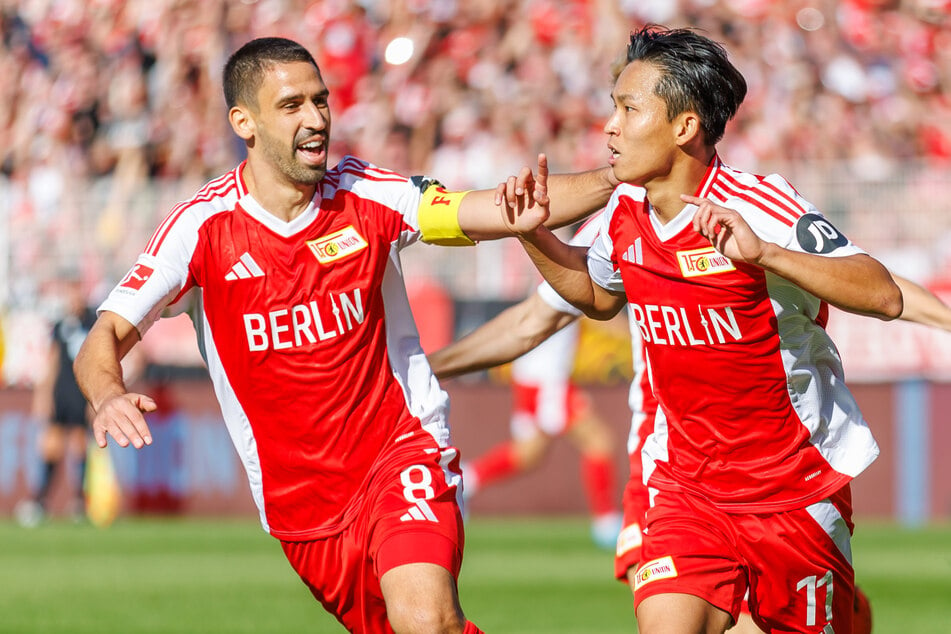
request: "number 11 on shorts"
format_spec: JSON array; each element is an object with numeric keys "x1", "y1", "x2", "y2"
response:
[{"x1": 796, "y1": 570, "x2": 833, "y2": 628}]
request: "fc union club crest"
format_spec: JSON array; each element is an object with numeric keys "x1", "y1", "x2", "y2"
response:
[
  {"x1": 676, "y1": 246, "x2": 736, "y2": 278},
  {"x1": 307, "y1": 225, "x2": 369, "y2": 264}
]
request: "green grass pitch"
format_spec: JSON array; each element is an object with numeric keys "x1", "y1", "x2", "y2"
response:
[{"x1": 0, "y1": 516, "x2": 948, "y2": 632}]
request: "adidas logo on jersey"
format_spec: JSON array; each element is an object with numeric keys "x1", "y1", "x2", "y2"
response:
[
  {"x1": 622, "y1": 238, "x2": 643, "y2": 265},
  {"x1": 400, "y1": 500, "x2": 439, "y2": 522},
  {"x1": 225, "y1": 252, "x2": 265, "y2": 281}
]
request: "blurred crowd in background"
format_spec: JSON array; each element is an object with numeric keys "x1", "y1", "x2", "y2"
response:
[{"x1": 1, "y1": 0, "x2": 951, "y2": 382}]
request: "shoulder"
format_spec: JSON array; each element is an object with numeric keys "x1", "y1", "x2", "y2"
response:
[
  {"x1": 710, "y1": 164, "x2": 816, "y2": 228},
  {"x1": 322, "y1": 156, "x2": 435, "y2": 221},
  {"x1": 323, "y1": 156, "x2": 414, "y2": 193},
  {"x1": 147, "y1": 169, "x2": 243, "y2": 254}
]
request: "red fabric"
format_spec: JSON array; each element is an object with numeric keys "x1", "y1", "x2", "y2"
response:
[
  {"x1": 581, "y1": 453, "x2": 616, "y2": 516},
  {"x1": 470, "y1": 442, "x2": 520, "y2": 488}
]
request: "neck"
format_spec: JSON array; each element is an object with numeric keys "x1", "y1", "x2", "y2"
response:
[
  {"x1": 644, "y1": 147, "x2": 716, "y2": 224},
  {"x1": 241, "y1": 161, "x2": 317, "y2": 222}
]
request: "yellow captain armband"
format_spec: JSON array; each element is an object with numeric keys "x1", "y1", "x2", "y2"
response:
[{"x1": 418, "y1": 185, "x2": 475, "y2": 246}]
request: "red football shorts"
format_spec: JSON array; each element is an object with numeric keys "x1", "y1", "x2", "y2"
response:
[
  {"x1": 510, "y1": 380, "x2": 588, "y2": 440},
  {"x1": 280, "y1": 438, "x2": 465, "y2": 633},
  {"x1": 615, "y1": 410, "x2": 654, "y2": 581},
  {"x1": 634, "y1": 484, "x2": 857, "y2": 632},
  {"x1": 614, "y1": 447, "x2": 650, "y2": 580}
]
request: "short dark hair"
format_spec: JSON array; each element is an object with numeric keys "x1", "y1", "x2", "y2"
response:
[
  {"x1": 223, "y1": 37, "x2": 319, "y2": 110},
  {"x1": 625, "y1": 26, "x2": 746, "y2": 145}
]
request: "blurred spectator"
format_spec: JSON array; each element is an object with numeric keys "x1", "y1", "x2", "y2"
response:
[{"x1": 0, "y1": 0, "x2": 949, "y2": 375}]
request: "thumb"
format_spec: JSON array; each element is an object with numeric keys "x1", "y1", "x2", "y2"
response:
[{"x1": 134, "y1": 395, "x2": 158, "y2": 413}]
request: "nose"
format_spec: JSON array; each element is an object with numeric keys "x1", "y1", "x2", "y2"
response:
[
  {"x1": 303, "y1": 101, "x2": 328, "y2": 130},
  {"x1": 603, "y1": 112, "x2": 619, "y2": 136}
]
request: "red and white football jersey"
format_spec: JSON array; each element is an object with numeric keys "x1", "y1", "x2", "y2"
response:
[
  {"x1": 587, "y1": 156, "x2": 879, "y2": 512},
  {"x1": 101, "y1": 156, "x2": 458, "y2": 540}
]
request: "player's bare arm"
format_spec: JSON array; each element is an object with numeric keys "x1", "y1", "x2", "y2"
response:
[
  {"x1": 685, "y1": 193, "x2": 903, "y2": 321},
  {"x1": 429, "y1": 292, "x2": 578, "y2": 379},
  {"x1": 502, "y1": 162, "x2": 626, "y2": 321},
  {"x1": 73, "y1": 311, "x2": 156, "y2": 449},
  {"x1": 891, "y1": 274, "x2": 951, "y2": 330},
  {"x1": 456, "y1": 154, "x2": 617, "y2": 241}
]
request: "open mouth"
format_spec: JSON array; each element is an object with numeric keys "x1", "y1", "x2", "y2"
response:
[{"x1": 297, "y1": 139, "x2": 326, "y2": 163}]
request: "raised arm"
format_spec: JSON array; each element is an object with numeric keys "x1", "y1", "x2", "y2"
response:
[
  {"x1": 73, "y1": 311, "x2": 156, "y2": 449},
  {"x1": 456, "y1": 154, "x2": 617, "y2": 241},
  {"x1": 428, "y1": 291, "x2": 578, "y2": 379},
  {"x1": 892, "y1": 274, "x2": 951, "y2": 330},
  {"x1": 687, "y1": 195, "x2": 903, "y2": 321}
]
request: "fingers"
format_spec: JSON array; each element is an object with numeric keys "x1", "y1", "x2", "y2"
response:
[
  {"x1": 94, "y1": 393, "x2": 156, "y2": 449},
  {"x1": 534, "y1": 153, "x2": 550, "y2": 205}
]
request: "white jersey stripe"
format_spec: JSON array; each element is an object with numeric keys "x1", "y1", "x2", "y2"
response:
[{"x1": 239, "y1": 252, "x2": 264, "y2": 276}]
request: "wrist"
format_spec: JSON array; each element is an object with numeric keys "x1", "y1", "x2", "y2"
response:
[{"x1": 754, "y1": 241, "x2": 779, "y2": 269}]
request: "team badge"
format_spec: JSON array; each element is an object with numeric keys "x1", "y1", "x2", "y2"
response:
[
  {"x1": 633, "y1": 556, "x2": 678, "y2": 591},
  {"x1": 676, "y1": 246, "x2": 735, "y2": 278},
  {"x1": 307, "y1": 225, "x2": 368, "y2": 264},
  {"x1": 119, "y1": 263, "x2": 154, "y2": 290}
]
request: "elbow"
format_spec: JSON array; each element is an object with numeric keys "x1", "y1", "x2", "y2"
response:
[
  {"x1": 583, "y1": 306, "x2": 619, "y2": 321},
  {"x1": 877, "y1": 283, "x2": 904, "y2": 321}
]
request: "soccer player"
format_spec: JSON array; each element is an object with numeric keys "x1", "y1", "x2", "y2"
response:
[
  {"x1": 430, "y1": 220, "x2": 623, "y2": 550},
  {"x1": 497, "y1": 26, "x2": 903, "y2": 633},
  {"x1": 15, "y1": 274, "x2": 97, "y2": 527},
  {"x1": 72, "y1": 37, "x2": 617, "y2": 634}
]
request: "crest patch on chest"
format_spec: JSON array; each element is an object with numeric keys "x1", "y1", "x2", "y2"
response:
[
  {"x1": 676, "y1": 246, "x2": 735, "y2": 278},
  {"x1": 307, "y1": 225, "x2": 369, "y2": 264}
]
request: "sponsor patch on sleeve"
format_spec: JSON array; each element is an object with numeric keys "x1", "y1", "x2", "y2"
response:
[
  {"x1": 676, "y1": 247, "x2": 735, "y2": 278},
  {"x1": 633, "y1": 556, "x2": 679, "y2": 591},
  {"x1": 119, "y1": 263, "x2": 154, "y2": 291}
]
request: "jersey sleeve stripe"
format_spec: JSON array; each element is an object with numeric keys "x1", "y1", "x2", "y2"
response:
[
  {"x1": 718, "y1": 169, "x2": 810, "y2": 219},
  {"x1": 710, "y1": 182, "x2": 798, "y2": 227},
  {"x1": 338, "y1": 167, "x2": 407, "y2": 183},
  {"x1": 758, "y1": 178, "x2": 808, "y2": 214},
  {"x1": 146, "y1": 173, "x2": 238, "y2": 255},
  {"x1": 712, "y1": 174, "x2": 804, "y2": 226}
]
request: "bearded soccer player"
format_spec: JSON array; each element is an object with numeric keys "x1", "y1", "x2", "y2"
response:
[
  {"x1": 498, "y1": 26, "x2": 902, "y2": 633},
  {"x1": 73, "y1": 37, "x2": 616, "y2": 634}
]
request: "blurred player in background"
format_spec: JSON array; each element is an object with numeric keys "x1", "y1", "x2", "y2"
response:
[
  {"x1": 431, "y1": 220, "x2": 623, "y2": 550},
  {"x1": 15, "y1": 275, "x2": 96, "y2": 527},
  {"x1": 499, "y1": 26, "x2": 904, "y2": 633},
  {"x1": 73, "y1": 37, "x2": 616, "y2": 634}
]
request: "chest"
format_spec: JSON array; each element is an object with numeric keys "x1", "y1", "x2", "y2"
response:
[
  {"x1": 194, "y1": 197, "x2": 399, "y2": 310},
  {"x1": 608, "y1": 202, "x2": 758, "y2": 308}
]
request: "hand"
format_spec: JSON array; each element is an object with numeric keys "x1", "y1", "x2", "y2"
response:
[
  {"x1": 496, "y1": 153, "x2": 551, "y2": 237},
  {"x1": 684, "y1": 194, "x2": 767, "y2": 265},
  {"x1": 92, "y1": 392, "x2": 157, "y2": 449}
]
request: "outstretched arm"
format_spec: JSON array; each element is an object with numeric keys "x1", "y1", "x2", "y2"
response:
[
  {"x1": 500, "y1": 160, "x2": 627, "y2": 320},
  {"x1": 74, "y1": 311, "x2": 157, "y2": 449},
  {"x1": 429, "y1": 292, "x2": 579, "y2": 379},
  {"x1": 686, "y1": 195, "x2": 903, "y2": 321},
  {"x1": 456, "y1": 154, "x2": 618, "y2": 241},
  {"x1": 893, "y1": 274, "x2": 951, "y2": 330}
]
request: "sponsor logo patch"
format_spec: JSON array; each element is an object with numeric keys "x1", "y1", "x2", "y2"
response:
[
  {"x1": 676, "y1": 246, "x2": 735, "y2": 278},
  {"x1": 615, "y1": 523, "x2": 643, "y2": 557},
  {"x1": 307, "y1": 225, "x2": 368, "y2": 264},
  {"x1": 633, "y1": 556, "x2": 678, "y2": 591},
  {"x1": 119, "y1": 264, "x2": 154, "y2": 290}
]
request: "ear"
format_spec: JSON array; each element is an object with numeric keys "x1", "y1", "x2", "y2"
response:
[
  {"x1": 674, "y1": 111, "x2": 703, "y2": 147},
  {"x1": 229, "y1": 105, "x2": 255, "y2": 141}
]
